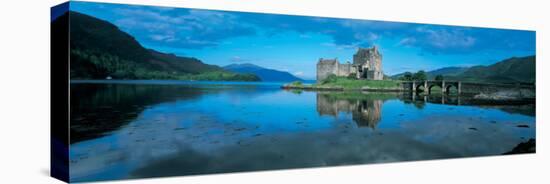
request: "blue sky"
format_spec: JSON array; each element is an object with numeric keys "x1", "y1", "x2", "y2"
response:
[{"x1": 70, "y1": 1, "x2": 535, "y2": 80}]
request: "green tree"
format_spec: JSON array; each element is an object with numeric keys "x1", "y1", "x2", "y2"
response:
[
  {"x1": 435, "y1": 75, "x2": 444, "y2": 81},
  {"x1": 290, "y1": 81, "x2": 303, "y2": 86},
  {"x1": 400, "y1": 72, "x2": 413, "y2": 81},
  {"x1": 413, "y1": 70, "x2": 427, "y2": 81}
]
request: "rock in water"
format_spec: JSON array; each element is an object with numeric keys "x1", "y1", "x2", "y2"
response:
[{"x1": 504, "y1": 139, "x2": 536, "y2": 154}]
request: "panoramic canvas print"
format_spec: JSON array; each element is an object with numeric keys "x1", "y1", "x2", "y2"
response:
[{"x1": 51, "y1": 1, "x2": 536, "y2": 183}]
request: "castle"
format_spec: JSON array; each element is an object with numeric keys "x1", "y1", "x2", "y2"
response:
[{"x1": 316, "y1": 46, "x2": 384, "y2": 82}]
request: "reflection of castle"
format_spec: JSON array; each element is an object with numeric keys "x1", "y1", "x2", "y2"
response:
[
  {"x1": 352, "y1": 100, "x2": 382, "y2": 128},
  {"x1": 316, "y1": 93, "x2": 382, "y2": 129},
  {"x1": 316, "y1": 46, "x2": 384, "y2": 81}
]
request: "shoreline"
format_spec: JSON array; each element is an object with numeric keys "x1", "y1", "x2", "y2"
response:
[
  {"x1": 281, "y1": 84, "x2": 404, "y2": 92},
  {"x1": 282, "y1": 83, "x2": 535, "y2": 105},
  {"x1": 69, "y1": 79, "x2": 296, "y2": 86},
  {"x1": 281, "y1": 79, "x2": 404, "y2": 92}
]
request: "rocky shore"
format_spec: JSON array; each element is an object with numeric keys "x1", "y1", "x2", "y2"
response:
[
  {"x1": 504, "y1": 139, "x2": 536, "y2": 154},
  {"x1": 472, "y1": 90, "x2": 536, "y2": 105}
]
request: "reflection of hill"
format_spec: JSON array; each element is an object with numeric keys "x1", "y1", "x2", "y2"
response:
[
  {"x1": 317, "y1": 92, "x2": 392, "y2": 129},
  {"x1": 70, "y1": 83, "x2": 206, "y2": 144},
  {"x1": 401, "y1": 93, "x2": 535, "y2": 117}
]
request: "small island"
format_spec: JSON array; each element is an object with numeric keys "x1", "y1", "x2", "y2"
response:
[
  {"x1": 283, "y1": 46, "x2": 403, "y2": 91},
  {"x1": 282, "y1": 76, "x2": 402, "y2": 91}
]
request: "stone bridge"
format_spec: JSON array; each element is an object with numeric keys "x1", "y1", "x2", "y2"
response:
[{"x1": 401, "y1": 80, "x2": 535, "y2": 96}]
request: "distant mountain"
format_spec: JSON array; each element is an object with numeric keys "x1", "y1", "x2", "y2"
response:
[
  {"x1": 224, "y1": 63, "x2": 264, "y2": 71},
  {"x1": 428, "y1": 67, "x2": 469, "y2": 77},
  {"x1": 391, "y1": 56, "x2": 535, "y2": 83},
  {"x1": 224, "y1": 63, "x2": 303, "y2": 82},
  {"x1": 456, "y1": 56, "x2": 535, "y2": 83},
  {"x1": 392, "y1": 66, "x2": 468, "y2": 80},
  {"x1": 64, "y1": 11, "x2": 259, "y2": 81}
]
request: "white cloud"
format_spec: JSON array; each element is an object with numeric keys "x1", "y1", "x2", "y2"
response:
[{"x1": 398, "y1": 37, "x2": 416, "y2": 46}]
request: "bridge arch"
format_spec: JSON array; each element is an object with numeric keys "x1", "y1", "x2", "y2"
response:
[
  {"x1": 445, "y1": 83, "x2": 459, "y2": 95},
  {"x1": 415, "y1": 83, "x2": 426, "y2": 93},
  {"x1": 406, "y1": 81, "x2": 461, "y2": 95},
  {"x1": 427, "y1": 83, "x2": 442, "y2": 94}
]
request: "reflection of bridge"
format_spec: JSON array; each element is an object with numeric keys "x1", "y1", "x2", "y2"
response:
[
  {"x1": 401, "y1": 80, "x2": 535, "y2": 95},
  {"x1": 404, "y1": 94, "x2": 462, "y2": 105}
]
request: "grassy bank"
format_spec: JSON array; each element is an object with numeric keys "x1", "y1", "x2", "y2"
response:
[
  {"x1": 322, "y1": 91, "x2": 401, "y2": 100},
  {"x1": 283, "y1": 76, "x2": 403, "y2": 91}
]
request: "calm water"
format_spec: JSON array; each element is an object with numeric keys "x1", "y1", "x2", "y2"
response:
[{"x1": 69, "y1": 80, "x2": 535, "y2": 182}]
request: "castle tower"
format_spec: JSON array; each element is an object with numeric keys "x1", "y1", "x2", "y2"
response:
[
  {"x1": 316, "y1": 58, "x2": 339, "y2": 82},
  {"x1": 352, "y1": 46, "x2": 383, "y2": 80}
]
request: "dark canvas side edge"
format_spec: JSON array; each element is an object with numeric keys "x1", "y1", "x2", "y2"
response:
[{"x1": 51, "y1": 1, "x2": 70, "y2": 183}]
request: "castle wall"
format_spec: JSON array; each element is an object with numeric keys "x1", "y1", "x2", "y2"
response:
[
  {"x1": 353, "y1": 54, "x2": 365, "y2": 66},
  {"x1": 317, "y1": 61, "x2": 338, "y2": 81},
  {"x1": 338, "y1": 63, "x2": 352, "y2": 77},
  {"x1": 366, "y1": 70, "x2": 384, "y2": 80},
  {"x1": 363, "y1": 54, "x2": 382, "y2": 72}
]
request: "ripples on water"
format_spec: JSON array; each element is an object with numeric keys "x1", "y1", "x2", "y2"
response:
[{"x1": 68, "y1": 80, "x2": 535, "y2": 182}]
